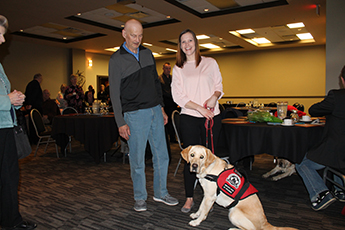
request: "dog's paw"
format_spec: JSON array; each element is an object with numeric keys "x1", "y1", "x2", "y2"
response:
[
  {"x1": 262, "y1": 173, "x2": 270, "y2": 179},
  {"x1": 189, "y1": 219, "x2": 201, "y2": 227},
  {"x1": 190, "y1": 212, "x2": 199, "y2": 219}
]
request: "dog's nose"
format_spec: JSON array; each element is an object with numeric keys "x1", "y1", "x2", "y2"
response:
[{"x1": 192, "y1": 163, "x2": 198, "y2": 172}]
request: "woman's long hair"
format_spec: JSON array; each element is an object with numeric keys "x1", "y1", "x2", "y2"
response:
[
  {"x1": 175, "y1": 29, "x2": 201, "y2": 68},
  {"x1": 0, "y1": 15, "x2": 8, "y2": 32}
]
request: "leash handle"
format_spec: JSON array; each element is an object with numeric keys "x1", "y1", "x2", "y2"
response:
[{"x1": 204, "y1": 105, "x2": 215, "y2": 154}]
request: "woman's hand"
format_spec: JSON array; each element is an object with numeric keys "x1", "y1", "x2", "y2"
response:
[
  {"x1": 8, "y1": 90, "x2": 25, "y2": 106},
  {"x1": 197, "y1": 106, "x2": 214, "y2": 120}
]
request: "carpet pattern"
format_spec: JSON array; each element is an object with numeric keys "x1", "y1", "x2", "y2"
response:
[{"x1": 16, "y1": 141, "x2": 345, "y2": 230}]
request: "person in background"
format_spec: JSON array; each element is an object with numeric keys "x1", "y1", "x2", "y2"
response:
[
  {"x1": 0, "y1": 14, "x2": 37, "y2": 230},
  {"x1": 109, "y1": 19, "x2": 178, "y2": 212},
  {"x1": 83, "y1": 91, "x2": 94, "y2": 113},
  {"x1": 171, "y1": 29, "x2": 224, "y2": 213},
  {"x1": 295, "y1": 65, "x2": 345, "y2": 211},
  {"x1": 84, "y1": 85, "x2": 95, "y2": 100},
  {"x1": 56, "y1": 83, "x2": 68, "y2": 110},
  {"x1": 24, "y1": 73, "x2": 43, "y2": 144},
  {"x1": 65, "y1": 74, "x2": 84, "y2": 113},
  {"x1": 159, "y1": 62, "x2": 178, "y2": 143},
  {"x1": 97, "y1": 84, "x2": 108, "y2": 103},
  {"x1": 42, "y1": 89, "x2": 60, "y2": 125}
]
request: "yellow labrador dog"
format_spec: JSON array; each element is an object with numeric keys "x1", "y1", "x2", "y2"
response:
[{"x1": 181, "y1": 145, "x2": 297, "y2": 230}]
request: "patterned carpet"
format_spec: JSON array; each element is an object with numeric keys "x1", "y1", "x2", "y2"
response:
[{"x1": 17, "y1": 140, "x2": 345, "y2": 230}]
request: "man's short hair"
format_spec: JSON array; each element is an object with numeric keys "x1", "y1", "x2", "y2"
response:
[
  {"x1": 163, "y1": 62, "x2": 170, "y2": 66},
  {"x1": 33, "y1": 73, "x2": 42, "y2": 80}
]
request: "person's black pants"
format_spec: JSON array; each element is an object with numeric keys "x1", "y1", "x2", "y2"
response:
[
  {"x1": 180, "y1": 114, "x2": 222, "y2": 198},
  {"x1": 0, "y1": 128, "x2": 23, "y2": 228}
]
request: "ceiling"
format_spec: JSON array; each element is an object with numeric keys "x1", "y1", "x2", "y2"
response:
[{"x1": 0, "y1": 0, "x2": 326, "y2": 58}]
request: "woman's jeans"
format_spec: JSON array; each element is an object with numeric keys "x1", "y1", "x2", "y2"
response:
[
  {"x1": 296, "y1": 155, "x2": 343, "y2": 201},
  {"x1": 124, "y1": 105, "x2": 169, "y2": 201}
]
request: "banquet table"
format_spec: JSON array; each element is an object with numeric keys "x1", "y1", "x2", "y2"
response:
[
  {"x1": 221, "y1": 119, "x2": 324, "y2": 164},
  {"x1": 51, "y1": 113, "x2": 119, "y2": 163}
]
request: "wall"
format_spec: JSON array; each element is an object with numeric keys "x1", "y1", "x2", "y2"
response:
[
  {"x1": 0, "y1": 40, "x2": 70, "y2": 97},
  {"x1": 156, "y1": 45, "x2": 326, "y2": 112},
  {"x1": 84, "y1": 52, "x2": 110, "y2": 94}
]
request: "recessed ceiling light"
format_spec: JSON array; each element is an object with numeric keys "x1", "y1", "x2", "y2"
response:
[
  {"x1": 166, "y1": 48, "x2": 177, "y2": 52},
  {"x1": 235, "y1": 29, "x2": 255, "y2": 35},
  {"x1": 105, "y1": 47, "x2": 120, "y2": 52},
  {"x1": 287, "y1": 22, "x2": 305, "y2": 29},
  {"x1": 252, "y1": 37, "x2": 271, "y2": 44},
  {"x1": 196, "y1": 35, "x2": 210, "y2": 40},
  {"x1": 296, "y1": 33, "x2": 313, "y2": 40},
  {"x1": 204, "y1": 8, "x2": 209, "y2": 12},
  {"x1": 200, "y1": 43, "x2": 220, "y2": 49},
  {"x1": 77, "y1": 12, "x2": 82, "y2": 16},
  {"x1": 63, "y1": 37, "x2": 67, "y2": 40},
  {"x1": 166, "y1": 15, "x2": 171, "y2": 19},
  {"x1": 143, "y1": 42, "x2": 152, "y2": 46}
]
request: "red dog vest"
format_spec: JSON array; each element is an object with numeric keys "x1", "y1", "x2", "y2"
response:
[{"x1": 205, "y1": 167, "x2": 258, "y2": 208}]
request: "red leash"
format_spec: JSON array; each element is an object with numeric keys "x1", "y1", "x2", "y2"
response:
[{"x1": 205, "y1": 106, "x2": 215, "y2": 154}]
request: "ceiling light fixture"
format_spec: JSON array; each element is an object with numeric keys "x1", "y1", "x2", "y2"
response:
[
  {"x1": 204, "y1": 8, "x2": 209, "y2": 12},
  {"x1": 143, "y1": 42, "x2": 152, "y2": 46},
  {"x1": 235, "y1": 29, "x2": 255, "y2": 35},
  {"x1": 252, "y1": 37, "x2": 271, "y2": 44},
  {"x1": 287, "y1": 22, "x2": 305, "y2": 29},
  {"x1": 166, "y1": 48, "x2": 177, "y2": 52},
  {"x1": 196, "y1": 35, "x2": 210, "y2": 40},
  {"x1": 296, "y1": 33, "x2": 313, "y2": 40},
  {"x1": 105, "y1": 47, "x2": 120, "y2": 52},
  {"x1": 199, "y1": 43, "x2": 220, "y2": 49}
]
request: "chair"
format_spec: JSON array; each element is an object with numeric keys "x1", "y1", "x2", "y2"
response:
[
  {"x1": 61, "y1": 107, "x2": 78, "y2": 155},
  {"x1": 62, "y1": 107, "x2": 78, "y2": 114},
  {"x1": 236, "y1": 102, "x2": 246, "y2": 107},
  {"x1": 323, "y1": 166, "x2": 345, "y2": 193},
  {"x1": 172, "y1": 110, "x2": 183, "y2": 176},
  {"x1": 30, "y1": 109, "x2": 59, "y2": 157}
]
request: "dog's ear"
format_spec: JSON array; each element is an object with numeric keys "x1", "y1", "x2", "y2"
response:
[
  {"x1": 204, "y1": 148, "x2": 216, "y2": 168},
  {"x1": 181, "y1": 146, "x2": 192, "y2": 163}
]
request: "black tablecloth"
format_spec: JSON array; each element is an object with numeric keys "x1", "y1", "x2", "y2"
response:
[
  {"x1": 222, "y1": 121, "x2": 324, "y2": 164},
  {"x1": 51, "y1": 114, "x2": 119, "y2": 163}
]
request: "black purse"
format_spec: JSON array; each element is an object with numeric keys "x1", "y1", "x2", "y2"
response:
[{"x1": 14, "y1": 125, "x2": 32, "y2": 159}]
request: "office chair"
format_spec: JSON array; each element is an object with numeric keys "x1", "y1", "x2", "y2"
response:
[{"x1": 30, "y1": 109, "x2": 59, "y2": 157}]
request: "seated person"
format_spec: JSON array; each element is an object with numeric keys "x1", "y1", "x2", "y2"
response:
[
  {"x1": 296, "y1": 65, "x2": 345, "y2": 211},
  {"x1": 97, "y1": 84, "x2": 108, "y2": 103},
  {"x1": 56, "y1": 83, "x2": 68, "y2": 110},
  {"x1": 42, "y1": 89, "x2": 60, "y2": 125},
  {"x1": 84, "y1": 85, "x2": 95, "y2": 99},
  {"x1": 83, "y1": 91, "x2": 94, "y2": 112}
]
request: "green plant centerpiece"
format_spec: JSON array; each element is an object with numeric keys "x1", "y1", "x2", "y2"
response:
[{"x1": 247, "y1": 110, "x2": 283, "y2": 123}]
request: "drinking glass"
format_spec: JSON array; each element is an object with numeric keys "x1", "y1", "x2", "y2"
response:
[{"x1": 277, "y1": 101, "x2": 288, "y2": 120}]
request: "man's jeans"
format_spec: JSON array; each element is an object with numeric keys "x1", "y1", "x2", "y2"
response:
[
  {"x1": 124, "y1": 105, "x2": 169, "y2": 201},
  {"x1": 296, "y1": 155, "x2": 343, "y2": 201}
]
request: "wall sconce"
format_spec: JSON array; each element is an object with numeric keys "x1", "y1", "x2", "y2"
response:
[{"x1": 88, "y1": 59, "x2": 93, "y2": 67}]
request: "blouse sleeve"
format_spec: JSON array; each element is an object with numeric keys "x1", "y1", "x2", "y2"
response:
[{"x1": 171, "y1": 65, "x2": 190, "y2": 107}]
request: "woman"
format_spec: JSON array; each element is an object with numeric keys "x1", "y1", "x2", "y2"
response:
[
  {"x1": 171, "y1": 29, "x2": 224, "y2": 213},
  {"x1": 56, "y1": 83, "x2": 68, "y2": 110},
  {"x1": 65, "y1": 74, "x2": 84, "y2": 112},
  {"x1": 0, "y1": 15, "x2": 37, "y2": 230}
]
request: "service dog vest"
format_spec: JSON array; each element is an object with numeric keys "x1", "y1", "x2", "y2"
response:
[{"x1": 205, "y1": 167, "x2": 258, "y2": 208}]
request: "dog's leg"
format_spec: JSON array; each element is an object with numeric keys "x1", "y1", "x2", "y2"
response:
[
  {"x1": 229, "y1": 207, "x2": 256, "y2": 230},
  {"x1": 189, "y1": 180, "x2": 217, "y2": 226},
  {"x1": 262, "y1": 165, "x2": 282, "y2": 179},
  {"x1": 271, "y1": 165, "x2": 296, "y2": 181}
]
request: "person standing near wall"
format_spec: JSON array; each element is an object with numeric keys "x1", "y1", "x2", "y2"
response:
[{"x1": 0, "y1": 14, "x2": 38, "y2": 230}]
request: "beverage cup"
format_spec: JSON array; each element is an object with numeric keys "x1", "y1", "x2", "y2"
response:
[
  {"x1": 283, "y1": 119, "x2": 292, "y2": 126},
  {"x1": 277, "y1": 101, "x2": 288, "y2": 120},
  {"x1": 302, "y1": 115, "x2": 311, "y2": 121}
]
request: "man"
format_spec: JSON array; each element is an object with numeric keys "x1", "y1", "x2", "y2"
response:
[
  {"x1": 24, "y1": 73, "x2": 43, "y2": 143},
  {"x1": 159, "y1": 62, "x2": 178, "y2": 144},
  {"x1": 42, "y1": 89, "x2": 60, "y2": 125},
  {"x1": 108, "y1": 19, "x2": 178, "y2": 212},
  {"x1": 296, "y1": 65, "x2": 345, "y2": 211},
  {"x1": 24, "y1": 73, "x2": 43, "y2": 113}
]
